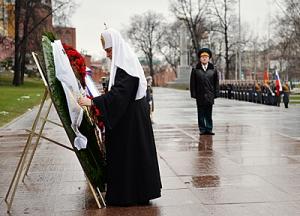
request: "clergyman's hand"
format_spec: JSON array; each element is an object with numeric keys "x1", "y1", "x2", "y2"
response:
[{"x1": 78, "y1": 97, "x2": 92, "y2": 107}]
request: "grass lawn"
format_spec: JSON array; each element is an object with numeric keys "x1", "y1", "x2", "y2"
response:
[
  {"x1": 290, "y1": 95, "x2": 300, "y2": 100},
  {"x1": 0, "y1": 72, "x2": 44, "y2": 127},
  {"x1": 290, "y1": 94, "x2": 300, "y2": 104}
]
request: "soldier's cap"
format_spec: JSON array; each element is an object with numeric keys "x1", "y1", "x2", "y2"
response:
[{"x1": 197, "y1": 48, "x2": 212, "y2": 58}]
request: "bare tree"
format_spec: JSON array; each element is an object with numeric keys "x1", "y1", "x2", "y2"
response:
[
  {"x1": 170, "y1": 0, "x2": 209, "y2": 63},
  {"x1": 53, "y1": 0, "x2": 78, "y2": 26},
  {"x1": 211, "y1": 0, "x2": 238, "y2": 79},
  {"x1": 157, "y1": 21, "x2": 181, "y2": 76},
  {"x1": 126, "y1": 11, "x2": 165, "y2": 77},
  {"x1": 274, "y1": 0, "x2": 300, "y2": 80},
  {"x1": 13, "y1": 0, "x2": 21, "y2": 85},
  {"x1": 13, "y1": 0, "x2": 46, "y2": 86},
  {"x1": 12, "y1": 0, "x2": 75, "y2": 86}
]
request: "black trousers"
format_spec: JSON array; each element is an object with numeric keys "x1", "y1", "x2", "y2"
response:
[{"x1": 196, "y1": 102, "x2": 213, "y2": 133}]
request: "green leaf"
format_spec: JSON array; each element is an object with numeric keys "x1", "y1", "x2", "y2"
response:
[{"x1": 43, "y1": 32, "x2": 57, "y2": 42}]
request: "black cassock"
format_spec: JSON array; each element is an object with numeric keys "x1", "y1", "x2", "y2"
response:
[{"x1": 92, "y1": 67, "x2": 162, "y2": 206}]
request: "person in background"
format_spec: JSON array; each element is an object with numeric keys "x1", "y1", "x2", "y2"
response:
[
  {"x1": 78, "y1": 28, "x2": 162, "y2": 206},
  {"x1": 190, "y1": 47, "x2": 219, "y2": 135},
  {"x1": 101, "y1": 76, "x2": 109, "y2": 93},
  {"x1": 146, "y1": 76, "x2": 154, "y2": 122},
  {"x1": 282, "y1": 81, "x2": 291, "y2": 108}
]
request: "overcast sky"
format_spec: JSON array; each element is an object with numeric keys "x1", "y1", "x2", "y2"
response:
[{"x1": 71, "y1": 0, "x2": 280, "y2": 59}]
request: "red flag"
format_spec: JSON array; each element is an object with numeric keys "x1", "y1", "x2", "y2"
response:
[{"x1": 263, "y1": 70, "x2": 269, "y2": 84}]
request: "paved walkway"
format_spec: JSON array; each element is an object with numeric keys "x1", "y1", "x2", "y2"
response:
[{"x1": 1, "y1": 87, "x2": 300, "y2": 215}]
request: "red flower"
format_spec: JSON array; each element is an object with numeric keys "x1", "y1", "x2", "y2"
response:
[
  {"x1": 62, "y1": 43, "x2": 86, "y2": 87},
  {"x1": 85, "y1": 96, "x2": 104, "y2": 131},
  {"x1": 87, "y1": 95, "x2": 102, "y2": 117}
]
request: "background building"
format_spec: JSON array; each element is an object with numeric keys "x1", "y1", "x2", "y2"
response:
[{"x1": 54, "y1": 26, "x2": 76, "y2": 48}]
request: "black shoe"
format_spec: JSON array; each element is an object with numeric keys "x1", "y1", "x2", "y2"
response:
[
  {"x1": 199, "y1": 132, "x2": 206, "y2": 135},
  {"x1": 206, "y1": 131, "x2": 215, "y2": 135}
]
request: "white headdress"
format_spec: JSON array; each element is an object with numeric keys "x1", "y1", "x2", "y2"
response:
[{"x1": 101, "y1": 28, "x2": 147, "y2": 100}]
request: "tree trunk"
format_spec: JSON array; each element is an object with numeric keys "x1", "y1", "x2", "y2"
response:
[
  {"x1": 190, "y1": 25, "x2": 200, "y2": 61},
  {"x1": 12, "y1": 0, "x2": 21, "y2": 86},
  {"x1": 20, "y1": 1, "x2": 32, "y2": 84},
  {"x1": 184, "y1": 21, "x2": 200, "y2": 63},
  {"x1": 224, "y1": 0, "x2": 230, "y2": 79},
  {"x1": 224, "y1": 24, "x2": 229, "y2": 79},
  {"x1": 148, "y1": 49, "x2": 154, "y2": 77}
]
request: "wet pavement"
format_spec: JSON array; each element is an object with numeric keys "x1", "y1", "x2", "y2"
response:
[{"x1": 1, "y1": 87, "x2": 300, "y2": 215}]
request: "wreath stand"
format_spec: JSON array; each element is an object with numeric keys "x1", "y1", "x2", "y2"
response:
[{"x1": 5, "y1": 52, "x2": 106, "y2": 213}]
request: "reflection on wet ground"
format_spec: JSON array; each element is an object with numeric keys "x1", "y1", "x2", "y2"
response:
[
  {"x1": 192, "y1": 175, "x2": 220, "y2": 188},
  {"x1": 198, "y1": 135, "x2": 213, "y2": 151},
  {"x1": 1, "y1": 87, "x2": 300, "y2": 215}
]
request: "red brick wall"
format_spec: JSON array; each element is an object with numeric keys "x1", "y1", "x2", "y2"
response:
[
  {"x1": 0, "y1": 37, "x2": 14, "y2": 61},
  {"x1": 54, "y1": 27, "x2": 76, "y2": 49},
  {"x1": 153, "y1": 66, "x2": 176, "y2": 86}
]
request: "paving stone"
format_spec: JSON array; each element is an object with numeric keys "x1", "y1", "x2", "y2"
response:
[{"x1": 0, "y1": 87, "x2": 300, "y2": 215}]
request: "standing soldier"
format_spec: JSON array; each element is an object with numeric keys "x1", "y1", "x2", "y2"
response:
[
  {"x1": 190, "y1": 48, "x2": 219, "y2": 135},
  {"x1": 282, "y1": 81, "x2": 291, "y2": 108},
  {"x1": 254, "y1": 82, "x2": 261, "y2": 103}
]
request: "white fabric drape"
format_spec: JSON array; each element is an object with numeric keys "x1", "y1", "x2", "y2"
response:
[
  {"x1": 52, "y1": 40, "x2": 87, "y2": 150},
  {"x1": 101, "y1": 28, "x2": 147, "y2": 100}
]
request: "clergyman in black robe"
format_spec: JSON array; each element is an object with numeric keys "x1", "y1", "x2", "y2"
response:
[{"x1": 78, "y1": 28, "x2": 162, "y2": 206}]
